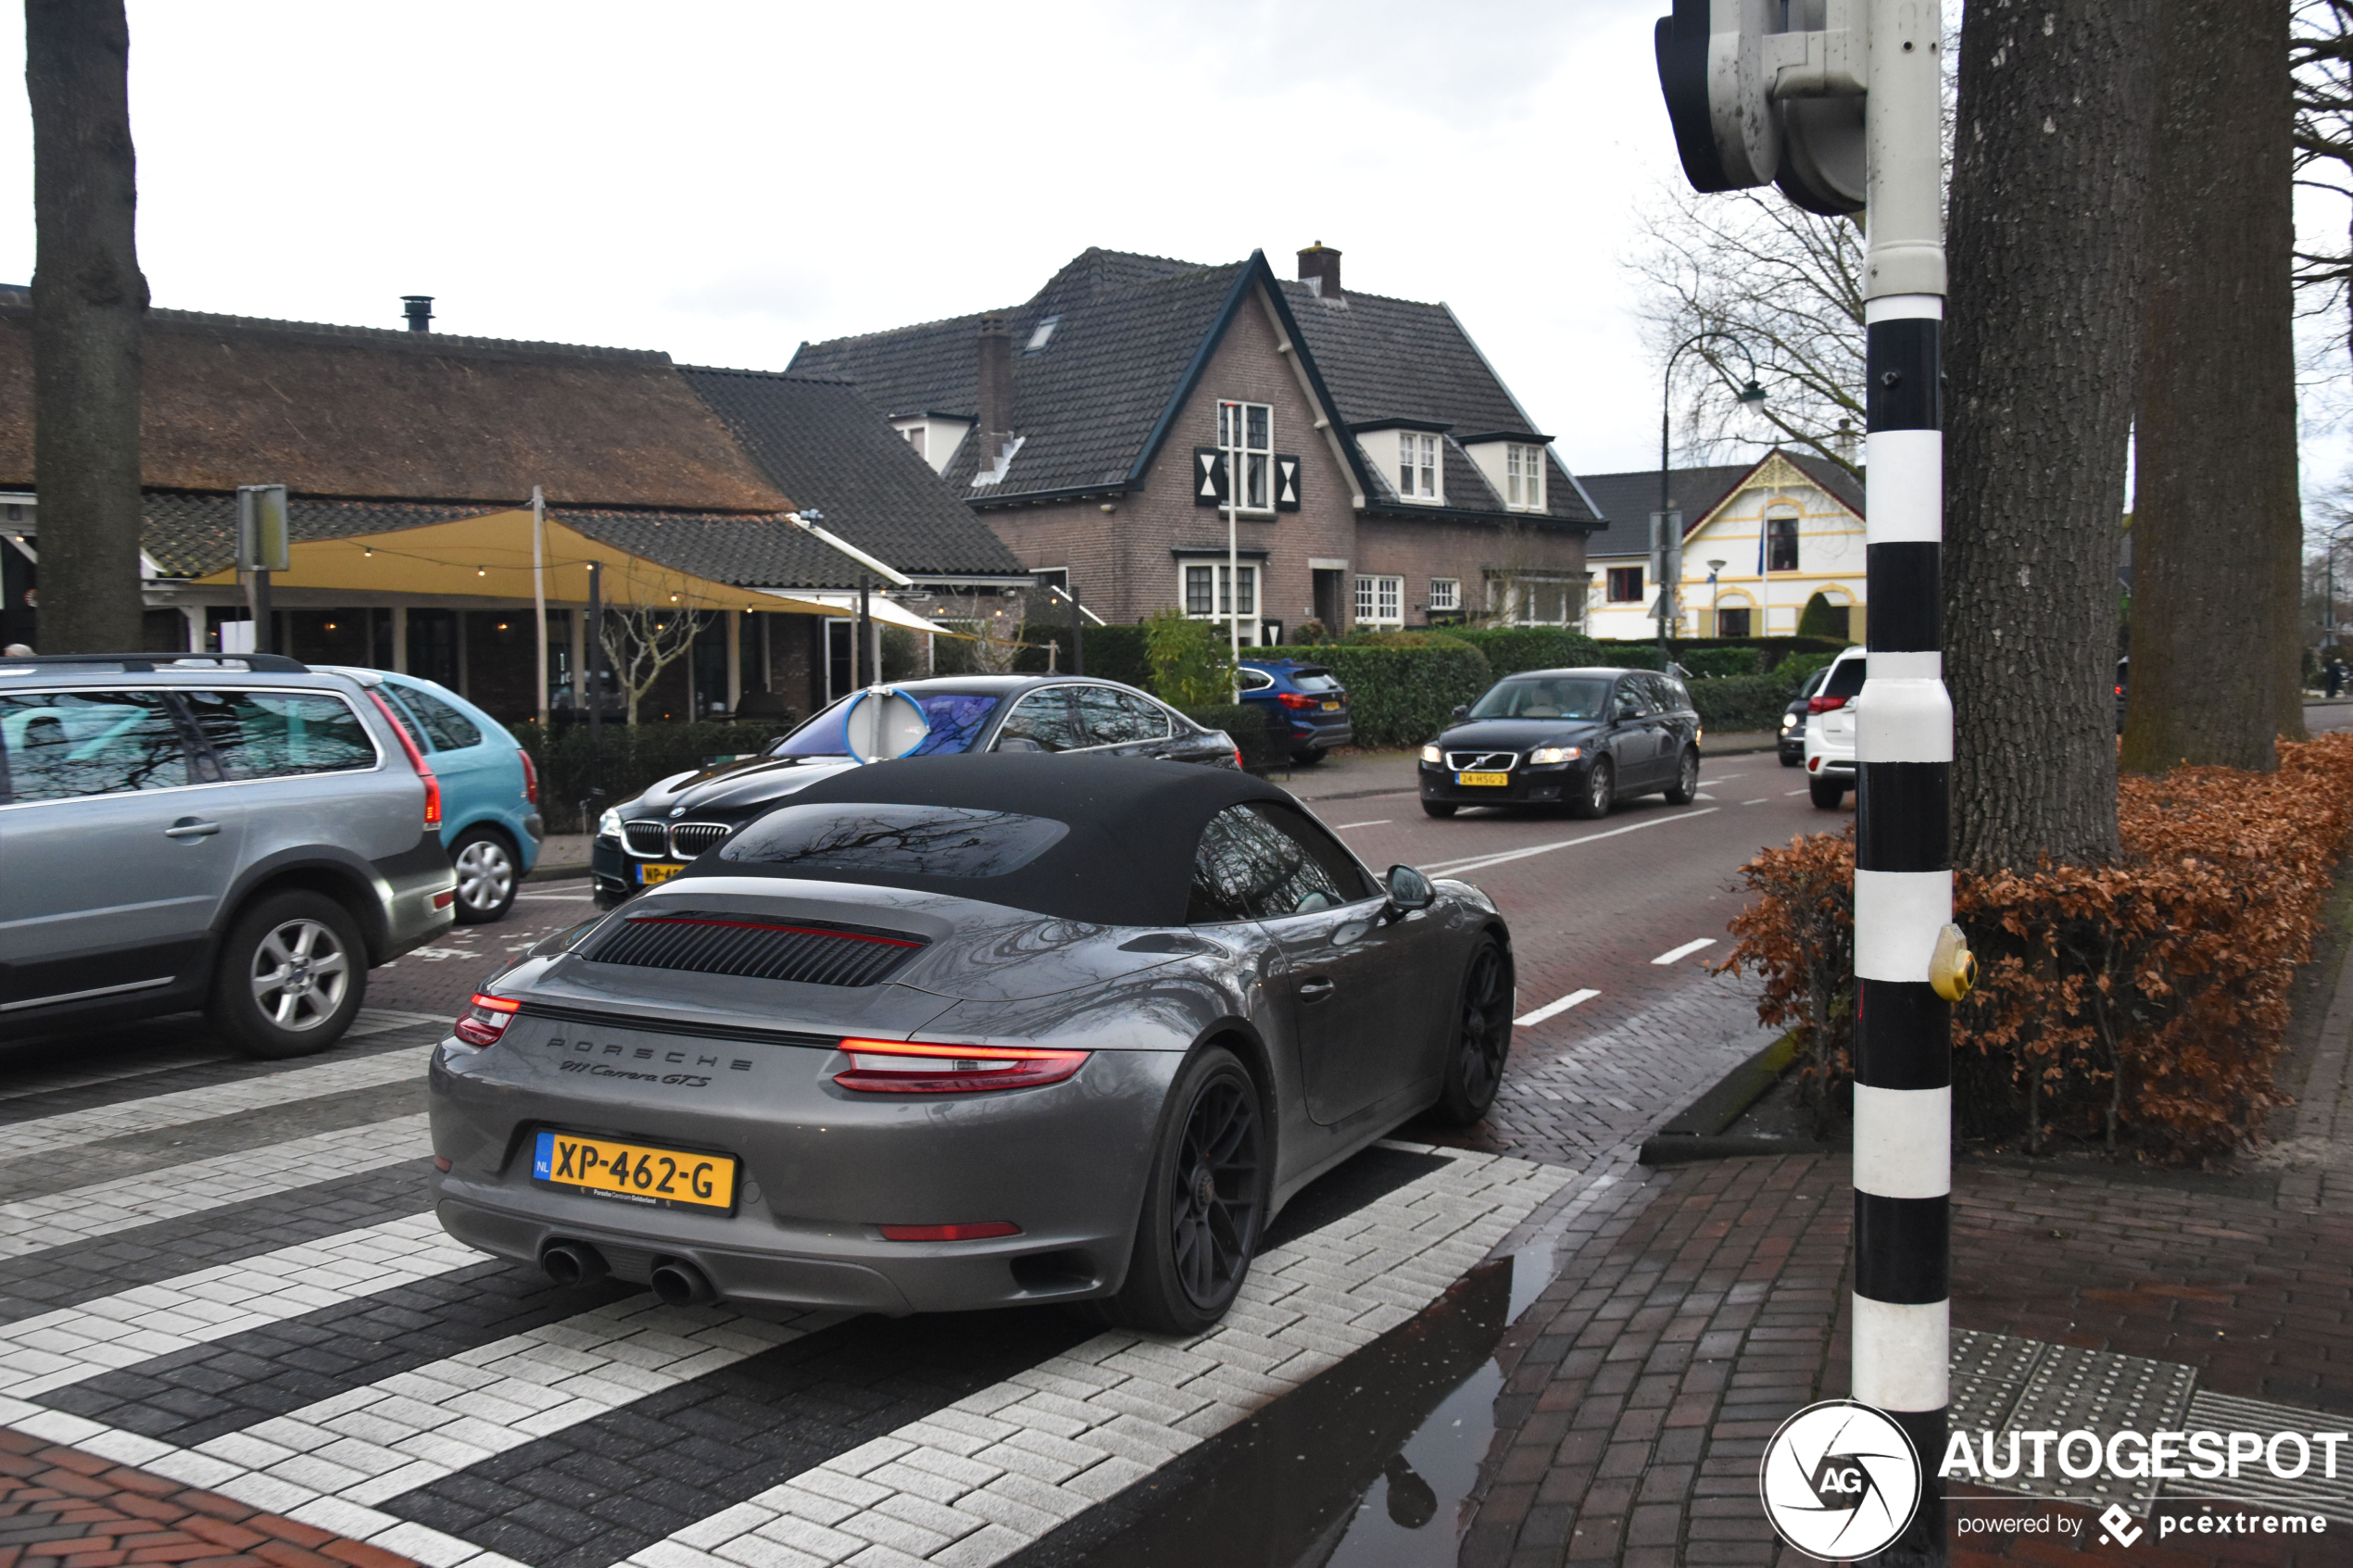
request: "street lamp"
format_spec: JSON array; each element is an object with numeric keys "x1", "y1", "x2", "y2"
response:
[{"x1": 1658, "y1": 333, "x2": 1768, "y2": 665}]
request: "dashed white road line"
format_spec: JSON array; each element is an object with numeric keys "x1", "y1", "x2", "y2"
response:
[
  {"x1": 1785, "y1": 788, "x2": 1811, "y2": 797},
  {"x1": 1742, "y1": 797, "x2": 1769, "y2": 806},
  {"x1": 1514, "y1": 989, "x2": 1599, "y2": 1028},
  {"x1": 0, "y1": 1046, "x2": 430, "y2": 1160},
  {"x1": 1652, "y1": 938, "x2": 1718, "y2": 966},
  {"x1": 1329, "y1": 820, "x2": 1391, "y2": 830},
  {"x1": 1418, "y1": 808, "x2": 1719, "y2": 880},
  {"x1": 0, "y1": 1115, "x2": 434, "y2": 1261}
]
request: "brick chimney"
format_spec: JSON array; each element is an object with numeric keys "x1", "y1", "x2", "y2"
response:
[
  {"x1": 1297, "y1": 242, "x2": 1341, "y2": 300},
  {"x1": 975, "y1": 312, "x2": 1015, "y2": 449}
]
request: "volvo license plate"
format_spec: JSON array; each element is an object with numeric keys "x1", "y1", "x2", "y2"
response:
[
  {"x1": 1457, "y1": 771, "x2": 1509, "y2": 787},
  {"x1": 532, "y1": 1129, "x2": 737, "y2": 1211}
]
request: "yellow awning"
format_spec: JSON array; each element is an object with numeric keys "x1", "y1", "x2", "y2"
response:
[{"x1": 192, "y1": 508, "x2": 842, "y2": 617}]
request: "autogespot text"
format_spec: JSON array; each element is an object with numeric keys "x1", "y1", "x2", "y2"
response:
[{"x1": 1941, "y1": 1426, "x2": 2350, "y2": 1486}]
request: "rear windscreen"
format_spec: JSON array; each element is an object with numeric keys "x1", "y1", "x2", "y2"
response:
[
  {"x1": 1290, "y1": 669, "x2": 1341, "y2": 693},
  {"x1": 768, "y1": 693, "x2": 1002, "y2": 759},
  {"x1": 1823, "y1": 658, "x2": 1868, "y2": 699},
  {"x1": 717, "y1": 803, "x2": 1068, "y2": 878}
]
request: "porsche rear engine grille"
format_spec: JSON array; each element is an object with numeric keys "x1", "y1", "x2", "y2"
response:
[{"x1": 584, "y1": 911, "x2": 927, "y2": 987}]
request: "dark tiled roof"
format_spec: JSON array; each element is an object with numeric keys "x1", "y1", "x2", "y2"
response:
[
  {"x1": 678, "y1": 369, "x2": 1029, "y2": 581},
  {"x1": 792, "y1": 248, "x2": 1598, "y2": 527},
  {"x1": 1576, "y1": 451, "x2": 1866, "y2": 557},
  {"x1": 0, "y1": 294, "x2": 787, "y2": 513}
]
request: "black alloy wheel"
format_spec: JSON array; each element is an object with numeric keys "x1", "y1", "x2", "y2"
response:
[
  {"x1": 1104, "y1": 1047, "x2": 1265, "y2": 1334},
  {"x1": 1571, "y1": 758, "x2": 1616, "y2": 820},
  {"x1": 1664, "y1": 747, "x2": 1701, "y2": 806},
  {"x1": 1434, "y1": 936, "x2": 1514, "y2": 1124}
]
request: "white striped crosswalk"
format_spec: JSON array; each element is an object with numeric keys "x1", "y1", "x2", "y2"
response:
[
  {"x1": 0, "y1": 1020, "x2": 1572, "y2": 1568},
  {"x1": 0, "y1": 1044, "x2": 429, "y2": 1159},
  {"x1": 0, "y1": 1114, "x2": 433, "y2": 1261}
]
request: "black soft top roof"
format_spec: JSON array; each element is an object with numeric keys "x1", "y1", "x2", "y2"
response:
[{"x1": 704, "y1": 753, "x2": 1292, "y2": 926}]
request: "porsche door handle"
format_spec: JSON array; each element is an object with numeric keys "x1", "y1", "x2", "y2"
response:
[{"x1": 1298, "y1": 978, "x2": 1337, "y2": 1001}]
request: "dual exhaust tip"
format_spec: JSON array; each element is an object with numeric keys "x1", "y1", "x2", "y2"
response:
[{"x1": 540, "y1": 1240, "x2": 715, "y2": 1307}]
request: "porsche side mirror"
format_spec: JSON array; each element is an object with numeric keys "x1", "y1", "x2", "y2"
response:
[
  {"x1": 1384, "y1": 864, "x2": 1436, "y2": 915},
  {"x1": 1450, "y1": 705, "x2": 1470, "y2": 723}
]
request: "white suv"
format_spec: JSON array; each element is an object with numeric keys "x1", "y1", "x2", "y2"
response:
[{"x1": 1801, "y1": 647, "x2": 1868, "y2": 809}]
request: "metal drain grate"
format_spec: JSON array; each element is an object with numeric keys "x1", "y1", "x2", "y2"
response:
[
  {"x1": 2161, "y1": 1391, "x2": 2353, "y2": 1524},
  {"x1": 1949, "y1": 1328, "x2": 2047, "y2": 1437},
  {"x1": 1989, "y1": 1343, "x2": 2198, "y2": 1515}
]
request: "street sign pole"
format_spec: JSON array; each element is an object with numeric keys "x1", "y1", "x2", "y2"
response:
[
  {"x1": 235, "y1": 484, "x2": 289, "y2": 659},
  {"x1": 1655, "y1": 1, "x2": 1961, "y2": 1555}
]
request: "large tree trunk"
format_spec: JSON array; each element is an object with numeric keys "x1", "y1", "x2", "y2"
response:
[
  {"x1": 2121, "y1": 0, "x2": 2304, "y2": 775},
  {"x1": 1945, "y1": 0, "x2": 2154, "y2": 872},
  {"x1": 25, "y1": 0, "x2": 145, "y2": 656}
]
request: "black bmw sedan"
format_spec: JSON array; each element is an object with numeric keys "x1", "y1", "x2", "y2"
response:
[
  {"x1": 1418, "y1": 667, "x2": 1703, "y2": 819},
  {"x1": 591, "y1": 676, "x2": 1239, "y2": 906}
]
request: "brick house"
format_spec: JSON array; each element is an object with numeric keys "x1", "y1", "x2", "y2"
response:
[{"x1": 789, "y1": 246, "x2": 1603, "y2": 643}]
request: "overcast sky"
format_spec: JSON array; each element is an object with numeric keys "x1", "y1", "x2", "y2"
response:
[{"x1": 0, "y1": 2, "x2": 2342, "y2": 493}]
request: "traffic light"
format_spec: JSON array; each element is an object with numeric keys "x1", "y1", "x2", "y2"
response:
[{"x1": 1653, "y1": 0, "x2": 1866, "y2": 215}]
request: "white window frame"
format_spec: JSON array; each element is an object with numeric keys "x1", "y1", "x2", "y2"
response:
[
  {"x1": 1355, "y1": 573, "x2": 1404, "y2": 627},
  {"x1": 1504, "y1": 444, "x2": 1546, "y2": 510},
  {"x1": 1428, "y1": 577, "x2": 1461, "y2": 612},
  {"x1": 1397, "y1": 433, "x2": 1440, "y2": 501},
  {"x1": 1180, "y1": 562, "x2": 1260, "y2": 625},
  {"x1": 1216, "y1": 400, "x2": 1275, "y2": 514}
]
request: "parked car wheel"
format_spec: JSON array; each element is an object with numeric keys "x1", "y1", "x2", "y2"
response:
[
  {"x1": 1663, "y1": 748, "x2": 1702, "y2": 806},
  {"x1": 450, "y1": 826, "x2": 521, "y2": 924},
  {"x1": 1432, "y1": 937, "x2": 1513, "y2": 1125},
  {"x1": 209, "y1": 891, "x2": 367, "y2": 1060},
  {"x1": 1571, "y1": 759, "x2": 1616, "y2": 820},
  {"x1": 1102, "y1": 1046, "x2": 1266, "y2": 1336},
  {"x1": 1292, "y1": 746, "x2": 1327, "y2": 766},
  {"x1": 1421, "y1": 800, "x2": 1458, "y2": 819},
  {"x1": 1809, "y1": 775, "x2": 1848, "y2": 809},
  {"x1": 1780, "y1": 750, "x2": 1800, "y2": 768}
]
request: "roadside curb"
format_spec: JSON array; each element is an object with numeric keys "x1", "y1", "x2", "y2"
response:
[{"x1": 1637, "y1": 1029, "x2": 1832, "y2": 1165}]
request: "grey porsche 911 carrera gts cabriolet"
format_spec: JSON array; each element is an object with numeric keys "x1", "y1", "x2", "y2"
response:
[{"x1": 429, "y1": 754, "x2": 1515, "y2": 1334}]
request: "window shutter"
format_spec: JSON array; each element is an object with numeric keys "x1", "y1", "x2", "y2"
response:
[
  {"x1": 1274, "y1": 455, "x2": 1302, "y2": 511},
  {"x1": 1193, "y1": 447, "x2": 1228, "y2": 507}
]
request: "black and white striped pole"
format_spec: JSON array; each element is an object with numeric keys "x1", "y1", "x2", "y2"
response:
[{"x1": 1656, "y1": 0, "x2": 1969, "y2": 1558}]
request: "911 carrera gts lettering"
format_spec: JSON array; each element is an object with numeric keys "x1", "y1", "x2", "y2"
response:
[{"x1": 556, "y1": 1060, "x2": 714, "y2": 1087}]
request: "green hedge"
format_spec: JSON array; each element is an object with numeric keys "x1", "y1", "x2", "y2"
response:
[
  {"x1": 1253, "y1": 642, "x2": 1493, "y2": 747},
  {"x1": 1687, "y1": 672, "x2": 1798, "y2": 732},
  {"x1": 521, "y1": 721, "x2": 797, "y2": 833},
  {"x1": 1443, "y1": 627, "x2": 1605, "y2": 677},
  {"x1": 1182, "y1": 703, "x2": 1280, "y2": 771}
]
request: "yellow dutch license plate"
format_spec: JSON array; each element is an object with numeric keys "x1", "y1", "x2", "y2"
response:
[
  {"x1": 1457, "y1": 771, "x2": 1510, "y2": 787},
  {"x1": 532, "y1": 1129, "x2": 738, "y2": 1211},
  {"x1": 636, "y1": 862, "x2": 686, "y2": 886},
  {"x1": 1321, "y1": 700, "x2": 1341, "y2": 710}
]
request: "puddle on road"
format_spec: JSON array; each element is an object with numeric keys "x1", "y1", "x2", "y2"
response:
[{"x1": 1017, "y1": 1239, "x2": 1556, "y2": 1568}]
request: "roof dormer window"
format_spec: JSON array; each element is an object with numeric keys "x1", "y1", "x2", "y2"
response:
[
  {"x1": 1505, "y1": 444, "x2": 1545, "y2": 510},
  {"x1": 1400, "y1": 433, "x2": 1439, "y2": 500}
]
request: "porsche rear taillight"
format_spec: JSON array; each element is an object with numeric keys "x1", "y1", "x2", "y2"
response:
[
  {"x1": 453, "y1": 992, "x2": 520, "y2": 1047},
  {"x1": 367, "y1": 689, "x2": 443, "y2": 828},
  {"x1": 1808, "y1": 695, "x2": 1849, "y2": 715},
  {"x1": 834, "y1": 1038, "x2": 1087, "y2": 1095},
  {"x1": 876, "y1": 1222, "x2": 1022, "y2": 1241}
]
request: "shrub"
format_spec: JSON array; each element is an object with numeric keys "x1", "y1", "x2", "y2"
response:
[
  {"x1": 522, "y1": 720, "x2": 799, "y2": 833},
  {"x1": 1718, "y1": 734, "x2": 2353, "y2": 1161},
  {"x1": 1184, "y1": 703, "x2": 1279, "y2": 771},
  {"x1": 1776, "y1": 650, "x2": 1839, "y2": 690},
  {"x1": 1075, "y1": 623, "x2": 1153, "y2": 690},
  {"x1": 1142, "y1": 608, "x2": 1239, "y2": 709},
  {"x1": 1797, "y1": 592, "x2": 1855, "y2": 641},
  {"x1": 1676, "y1": 646, "x2": 1767, "y2": 679},
  {"x1": 1448, "y1": 627, "x2": 1605, "y2": 677},
  {"x1": 1689, "y1": 672, "x2": 1799, "y2": 732},
  {"x1": 1253, "y1": 641, "x2": 1493, "y2": 747},
  {"x1": 1292, "y1": 619, "x2": 1331, "y2": 646}
]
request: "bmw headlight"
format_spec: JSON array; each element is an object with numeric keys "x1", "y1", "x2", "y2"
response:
[
  {"x1": 1529, "y1": 746, "x2": 1582, "y2": 766},
  {"x1": 1420, "y1": 744, "x2": 1442, "y2": 765},
  {"x1": 596, "y1": 807, "x2": 623, "y2": 841}
]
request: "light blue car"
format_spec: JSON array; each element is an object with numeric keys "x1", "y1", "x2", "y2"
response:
[{"x1": 321, "y1": 668, "x2": 543, "y2": 922}]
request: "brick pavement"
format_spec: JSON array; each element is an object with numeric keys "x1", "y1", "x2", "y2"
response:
[{"x1": 0, "y1": 1427, "x2": 416, "y2": 1568}]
